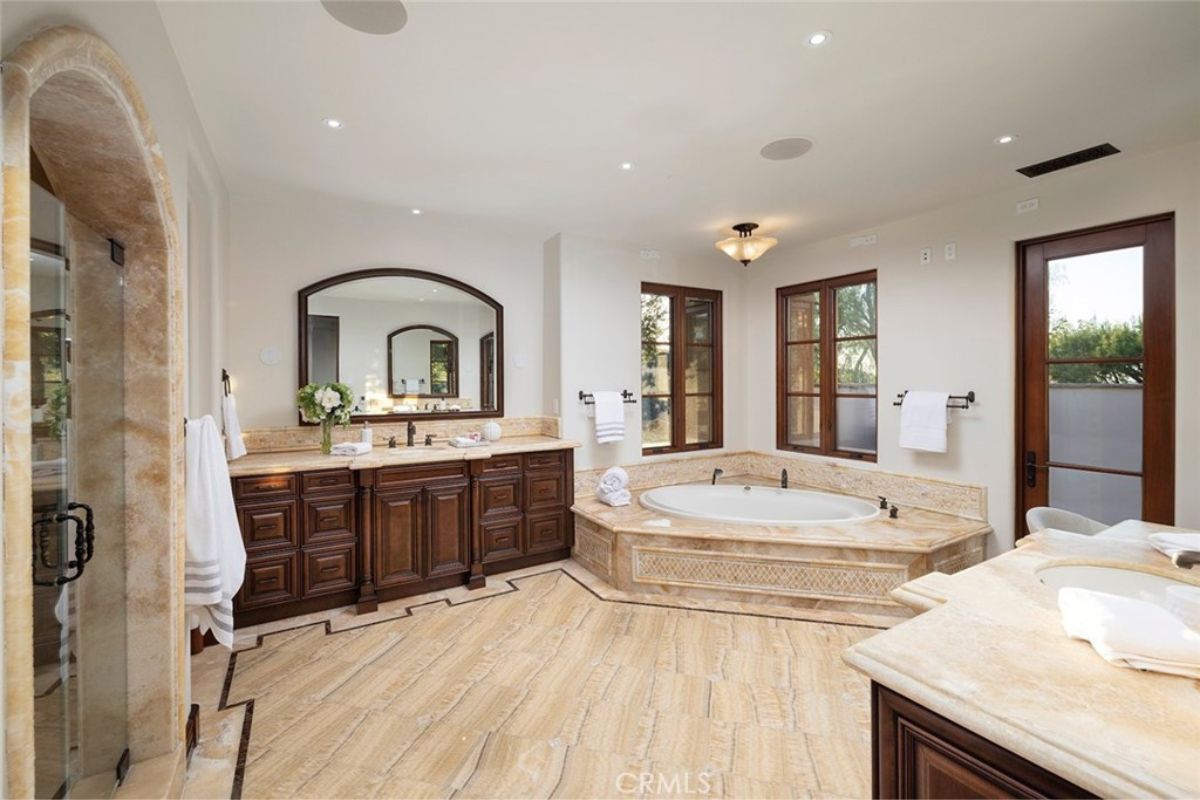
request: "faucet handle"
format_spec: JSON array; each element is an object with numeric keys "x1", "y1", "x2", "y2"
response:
[{"x1": 878, "y1": 495, "x2": 888, "y2": 509}]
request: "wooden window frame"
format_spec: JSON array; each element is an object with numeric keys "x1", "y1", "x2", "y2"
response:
[
  {"x1": 776, "y1": 270, "x2": 878, "y2": 461},
  {"x1": 641, "y1": 282, "x2": 724, "y2": 456}
]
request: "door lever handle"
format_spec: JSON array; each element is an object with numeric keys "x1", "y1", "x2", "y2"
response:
[{"x1": 1025, "y1": 451, "x2": 1049, "y2": 488}]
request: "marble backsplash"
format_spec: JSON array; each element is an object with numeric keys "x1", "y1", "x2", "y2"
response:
[
  {"x1": 240, "y1": 415, "x2": 560, "y2": 453},
  {"x1": 575, "y1": 450, "x2": 987, "y2": 521}
]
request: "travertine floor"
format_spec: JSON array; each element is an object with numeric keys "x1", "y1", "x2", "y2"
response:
[{"x1": 193, "y1": 568, "x2": 878, "y2": 799}]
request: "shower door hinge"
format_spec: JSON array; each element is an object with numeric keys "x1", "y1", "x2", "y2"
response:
[
  {"x1": 115, "y1": 748, "x2": 131, "y2": 785},
  {"x1": 108, "y1": 238, "x2": 125, "y2": 266}
]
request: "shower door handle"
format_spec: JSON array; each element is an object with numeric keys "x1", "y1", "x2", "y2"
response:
[
  {"x1": 31, "y1": 511, "x2": 88, "y2": 586},
  {"x1": 1025, "y1": 451, "x2": 1049, "y2": 488},
  {"x1": 67, "y1": 502, "x2": 95, "y2": 563}
]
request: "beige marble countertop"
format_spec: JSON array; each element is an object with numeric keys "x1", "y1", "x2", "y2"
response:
[
  {"x1": 227, "y1": 435, "x2": 579, "y2": 477},
  {"x1": 572, "y1": 477, "x2": 991, "y2": 553},
  {"x1": 843, "y1": 525, "x2": 1200, "y2": 798}
]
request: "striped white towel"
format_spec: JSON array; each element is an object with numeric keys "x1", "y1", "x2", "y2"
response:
[
  {"x1": 186, "y1": 416, "x2": 246, "y2": 648},
  {"x1": 592, "y1": 391, "x2": 625, "y2": 444}
]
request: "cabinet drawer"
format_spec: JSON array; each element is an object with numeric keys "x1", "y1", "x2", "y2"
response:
[
  {"x1": 302, "y1": 542, "x2": 357, "y2": 597},
  {"x1": 301, "y1": 469, "x2": 354, "y2": 495},
  {"x1": 377, "y1": 462, "x2": 468, "y2": 488},
  {"x1": 481, "y1": 517, "x2": 523, "y2": 562},
  {"x1": 481, "y1": 454, "x2": 522, "y2": 474},
  {"x1": 233, "y1": 473, "x2": 297, "y2": 501},
  {"x1": 302, "y1": 494, "x2": 356, "y2": 546},
  {"x1": 478, "y1": 475, "x2": 521, "y2": 518},
  {"x1": 238, "y1": 553, "x2": 299, "y2": 609},
  {"x1": 524, "y1": 472, "x2": 565, "y2": 511},
  {"x1": 525, "y1": 510, "x2": 569, "y2": 554},
  {"x1": 523, "y1": 450, "x2": 565, "y2": 473},
  {"x1": 238, "y1": 501, "x2": 298, "y2": 553}
]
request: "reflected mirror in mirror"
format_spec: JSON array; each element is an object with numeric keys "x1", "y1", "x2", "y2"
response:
[{"x1": 300, "y1": 269, "x2": 502, "y2": 420}]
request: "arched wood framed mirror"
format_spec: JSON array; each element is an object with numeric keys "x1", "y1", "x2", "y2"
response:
[{"x1": 298, "y1": 268, "x2": 503, "y2": 422}]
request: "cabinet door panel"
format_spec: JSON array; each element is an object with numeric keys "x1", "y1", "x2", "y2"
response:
[
  {"x1": 426, "y1": 481, "x2": 470, "y2": 578},
  {"x1": 302, "y1": 494, "x2": 356, "y2": 546},
  {"x1": 481, "y1": 517, "x2": 523, "y2": 562},
  {"x1": 524, "y1": 473, "x2": 565, "y2": 511},
  {"x1": 301, "y1": 469, "x2": 354, "y2": 496},
  {"x1": 525, "y1": 510, "x2": 568, "y2": 554},
  {"x1": 375, "y1": 488, "x2": 422, "y2": 587},
  {"x1": 237, "y1": 553, "x2": 299, "y2": 609},
  {"x1": 479, "y1": 475, "x2": 521, "y2": 519},
  {"x1": 239, "y1": 500, "x2": 298, "y2": 553},
  {"x1": 302, "y1": 542, "x2": 357, "y2": 597},
  {"x1": 233, "y1": 474, "x2": 297, "y2": 501}
]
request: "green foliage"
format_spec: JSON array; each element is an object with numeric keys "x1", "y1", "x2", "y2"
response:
[
  {"x1": 46, "y1": 381, "x2": 69, "y2": 440},
  {"x1": 1048, "y1": 318, "x2": 1143, "y2": 384},
  {"x1": 641, "y1": 293, "x2": 669, "y2": 361},
  {"x1": 296, "y1": 381, "x2": 355, "y2": 424}
]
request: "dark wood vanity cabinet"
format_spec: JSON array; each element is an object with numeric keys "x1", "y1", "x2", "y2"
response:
[
  {"x1": 232, "y1": 447, "x2": 574, "y2": 625},
  {"x1": 872, "y1": 684, "x2": 1095, "y2": 800}
]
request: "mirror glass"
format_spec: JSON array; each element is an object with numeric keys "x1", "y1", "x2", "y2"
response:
[{"x1": 303, "y1": 272, "x2": 501, "y2": 418}]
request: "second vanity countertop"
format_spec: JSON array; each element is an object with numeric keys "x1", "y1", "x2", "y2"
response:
[
  {"x1": 843, "y1": 525, "x2": 1200, "y2": 798},
  {"x1": 227, "y1": 435, "x2": 580, "y2": 477}
]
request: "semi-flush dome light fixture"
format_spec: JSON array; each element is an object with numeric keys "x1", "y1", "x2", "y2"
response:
[
  {"x1": 995, "y1": 134, "x2": 1018, "y2": 144},
  {"x1": 806, "y1": 30, "x2": 832, "y2": 47},
  {"x1": 323, "y1": 117, "x2": 344, "y2": 129},
  {"x1": 716, "y1": 222, "x2": 778, "y2": 266}
]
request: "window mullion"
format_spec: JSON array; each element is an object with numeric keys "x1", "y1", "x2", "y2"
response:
[
  {"x1": 671, "y1": 292, "x2": 685, "y2": 451},
  {"x1": 822, "y1": 283, "x2": 835, "y2": 452}
]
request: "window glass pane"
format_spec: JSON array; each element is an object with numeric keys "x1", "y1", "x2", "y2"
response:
[
  {"x1": 1048, "y1": 246, "x2": 1143, "y2": 359},
  {"x1": 1049, "y1": 365, "x2": 1142, "y2": 471},
  {"x1": 1048, "y1": 468, "x2": 1141, "y2": 526},
  {"x1": 641, "y1": 398, "x2": 671, "y2": 449},
  {"x1": 786, "y1": 292, "x2": 819, "y2": 341},
  {"x1": 835, "y1": 397, "x2": 877, "y2": 454},
  {"x1": 787, "y1": 344, "x2": 820, "y2": 393},
  {"x1": 641, "y1": 293, "x2": 672, "y2": 344},
  {"x1": 836, "y1": 339, "x2": 877, "y2": 394},
  {"x1": 641, "y1": 344, "x2": 671, "y2": 395},
  {"x1": 685, "y1": 396, "x2": 713, "y2": 444},
  {"x1": 685, "y1": 346, "x2": 712, "y2": 393},
  {"x1": 685, "y1": 297, "x2": 713, "y2": 344},
  {"x1": 786, "y1": 396, "x2": 820, "y2": 448},
  {"x1": 836, "y1": 282, "x2": 876, "y2": 337}
]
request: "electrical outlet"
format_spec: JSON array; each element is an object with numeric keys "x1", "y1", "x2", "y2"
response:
[
  {"x1": 639, "y1": 249, "x2": 660, "y2": 260},
  {"x1": 944, "y1": 242, "x2": 957, "y2": 261},
  {"x1": 1016, "y1": 197, "x2": 1040, "y2": 214},
  {"x1": 850, "y1": 233, "x2": 878, "y2": 248},
  {"x1": 919, "y1": 247, "x2": 932, "y2": 266}
]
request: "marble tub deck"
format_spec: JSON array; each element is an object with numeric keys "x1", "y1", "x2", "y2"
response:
[
  {"x1": 185, "y1": 560, "x2": 883, "y2": 799},
  {"x1": 571, "y1": 478, "x2": 991, "y2": 627}
]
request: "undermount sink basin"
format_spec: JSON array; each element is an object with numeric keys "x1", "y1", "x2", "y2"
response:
[{"x1": 1038, "y1": 564, "x2": 1190, "y2": 605}]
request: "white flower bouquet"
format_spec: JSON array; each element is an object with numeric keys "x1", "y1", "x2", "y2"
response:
[{"x1": 297, "y1": 381, "x2": 355, "y2": 454}]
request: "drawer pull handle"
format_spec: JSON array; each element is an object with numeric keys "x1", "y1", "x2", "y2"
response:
[
  {"x1": 319, "y1": 515, "x2": 340, "y2": 524},
  {"x1": 319, "y1": 477, "x2": 337, "y2": 485},
  {"x1": 258, "y1": 522, "x2": 278, "y2": 531},
  {"x1": 258, "y1": 576, "x2": 278, "y2": 586},
  {"x1": 319, "y1": 565, "x2": 340, "y2": 574}
]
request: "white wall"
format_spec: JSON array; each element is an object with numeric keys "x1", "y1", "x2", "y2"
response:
[
  {"x1": 549, "y1": 234, "x2": 748, "y2": 470},
  {"x1": 745, "y1": 141, "x2": 1200, "y2": 552},
  {"x1": 226, "y1": 180, "x2": 545, "y2": 428}
]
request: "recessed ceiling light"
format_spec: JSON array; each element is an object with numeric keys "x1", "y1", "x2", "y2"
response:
[
  {"x1": 995, "y1": 134, "x2": 1017, "y2": 144},
  {"x1": 620, "y1": 162, "x2": 634, "y2": 171},
  {"x1": 411, "y1": 208, "x2": 422, "y2": 215},
  {"x1": 323, "y1": 117, "x2": 344, "y2": 129},
  {"x1": 806, "y1": 30, "x2": 831, "y2": 47},
  {"x1": 760, "y1": 137, "x2": 815, "y2": 161}
]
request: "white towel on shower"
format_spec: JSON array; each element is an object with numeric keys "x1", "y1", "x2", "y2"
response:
[
  {"x1": 222, "y1": 392, "x2": 248, "y2": 460},
  {"x1": 899, "y1": 391, "x2": 950, "y2": 452},
  {"x1": 592, "y1": 391, "x2": 625, "y2": 444},
  {"x1": 185, "y1": 415, "x2": 246, "y2": 648}
]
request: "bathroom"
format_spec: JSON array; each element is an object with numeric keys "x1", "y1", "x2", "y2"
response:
[{"x1": 0, "y1": 1, "x2": 1197, "y2": 798}]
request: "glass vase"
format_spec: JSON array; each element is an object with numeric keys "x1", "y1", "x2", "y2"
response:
[{"x1": 320, "y1": 418, "x2": 334, "y2": 455}]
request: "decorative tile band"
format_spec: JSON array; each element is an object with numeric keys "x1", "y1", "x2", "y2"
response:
[
  {"x1": 241, "y1": 415, "x2": 560, "y2": 453},
  {"x1": 572, "y1": 519, "x2": 614, "y2": 578},
  {"x1": 631, "y1": 546, "x2": 908, "y2": 604},
  {"x1": 932, "y1": 544, "x2": 986, "y2": 575}
]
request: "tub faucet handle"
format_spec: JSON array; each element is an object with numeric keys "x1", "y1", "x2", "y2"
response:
[
  {"x1": 889, "y1": 504, "x2": 899, "y2": 519},
  {"x1": 711, "y1": 468, "x2": 724, "y2": 486},
  {"x1": 878, "y1": 496, "x2": 888, "y2": 509}
]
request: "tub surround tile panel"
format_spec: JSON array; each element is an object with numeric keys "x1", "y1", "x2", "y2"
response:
[
  {"x1": 238, "y1": 415, "x2": 560, "y2": 455},
  {"x1": 844, "y1": 527, "x2": 1200, "y2": 798}
]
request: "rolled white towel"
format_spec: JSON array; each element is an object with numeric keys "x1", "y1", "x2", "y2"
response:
[
  {"x1": 1058, "y1": 587, "x2": 1200, "y2": 679},
  {"x1": 598, "y1": 488, "x2": 631, "y2": 508},
  {"x1": 597, "y1": 466, "x2": 629, "y2": 496}
]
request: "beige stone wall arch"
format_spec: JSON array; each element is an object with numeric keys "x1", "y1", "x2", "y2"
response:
[{"x1": 2, "y1": 25, "x2": 186, "y2": 797}]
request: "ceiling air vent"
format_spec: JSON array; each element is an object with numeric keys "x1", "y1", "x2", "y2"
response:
[{"x1": 1017, "y1": 143, "x2": 1120, "y2": 178}]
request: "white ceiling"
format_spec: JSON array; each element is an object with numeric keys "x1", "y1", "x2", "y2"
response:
[{"x1": 159, "y1": 1, "x2": 1200, "y2": 258}]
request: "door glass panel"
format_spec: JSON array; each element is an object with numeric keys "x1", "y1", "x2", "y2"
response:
[
  {"x1": 836, "y1": 397, "x2": 877, "y2": 454},
  {"x1": 684, "y1": 297, "x2": 712, "y2": 343},
  {"x1": 685, "y1": 346, "x2": 712, "y2": 393},
  {"x1": 641, "y1": 344, "x2": 671, "y2": 395},
  {"x1": 1049, "y1": 366, "x2": 1142, "y2": 471},
  {"x1": 786, "y1": 396, "x2": 820, "y2": 448},
  {"x1": 1048, "y1": 468, "x2": 1141, "y2": 526},
  {"x1": 787, "y1": 344, "x2": 820, "y2": 393},
  {"x1": 641, "y1": 293, "x2": 672, "y2": 342},
  {"x1": 835, "y1": 282, "x2": 876, "y2": 337},
  {"x1": 836, "y1": 340, "x2": 876, "y2": 394},
  {"x1": 641, "y1": 398, "x2": 671, "y2": 449},
  {"x1": 786, "y1": 291, "x2": 819, "y2": 340},
  {"x1": 685, "y1": 396, "x2": 713, "y2": 445},
  {"x1": 1048, "y1": 246, "x2": 1143, "y2": 359}
]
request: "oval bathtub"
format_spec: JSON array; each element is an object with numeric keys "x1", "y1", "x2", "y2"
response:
[{"x1": 638, "y1": 484, "x2": 879, "y2": 526}]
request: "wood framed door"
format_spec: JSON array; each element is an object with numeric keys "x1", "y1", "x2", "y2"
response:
[{"x1": 1017, "y1": 214, "x2": 1174, "y2": 536}]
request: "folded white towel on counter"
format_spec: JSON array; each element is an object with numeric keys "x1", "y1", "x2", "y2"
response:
[
  {"x1": 1148, "y1": 532, "x2": 1200, "y2": 560},
  {"x1": 1058, "y1": 587, "x2": 1200, "y2": 679},
  {"x1": 598, "y1": 489, "x2": 631, "y2": 507},
  {"x1": 597, "y1": 466, "x2": 629, "y2": 495},
  {"x1": 899, "y1": 391, "x2": 950, "y2": 452},
  {"x1": 330, "y1": 441, "x2": 371, "y2": 456},
  {"x1": 592, "y1": 391, "x2": 625, "y2": 444},
  {"x1": 222, "y1": 393, "x2": 248, "y2": 460},
  {"x1": 185, "y1": 416, "x2": 245, "y2": 648},
  {"x1": 449, "y1": 436, "x2": 487, "y2": 448}
]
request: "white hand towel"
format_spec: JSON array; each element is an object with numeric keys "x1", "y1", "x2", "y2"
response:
[
  {"x1": 899, "y1": 391, "x2": 950, "y2": 453},
  {"x1": 592, "y1": 391, "x2": 625, "y2": 444},
  {"x1": 1148, "y1": 532, "x2": 1200, "y2": 560},
  {"x1": 186, "y1": 416, "x2": 246, "y2": 648},
  {"x1": 222, "y1": 393, "x2": 248, "y2": 461},
  {"x1": 1058, "y1": 587, "x2": 1200, "y2": 679},
  {"x1": 598, "y1": 489, "x2": 631, "y2": 507},
  {"x1": 330, "y1": 441, "x2": 371, "y2": 456},
  {"x1": 404, "y1": 377, "x2": 423, "y2": 394},
  {"x1": 597, "y1": 466, "x2": 630, "y2": 496}
]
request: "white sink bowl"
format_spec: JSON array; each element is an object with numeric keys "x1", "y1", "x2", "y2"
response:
[{"x1": 1038, "y1": 564, "x2": 1191, "y2": 606}]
